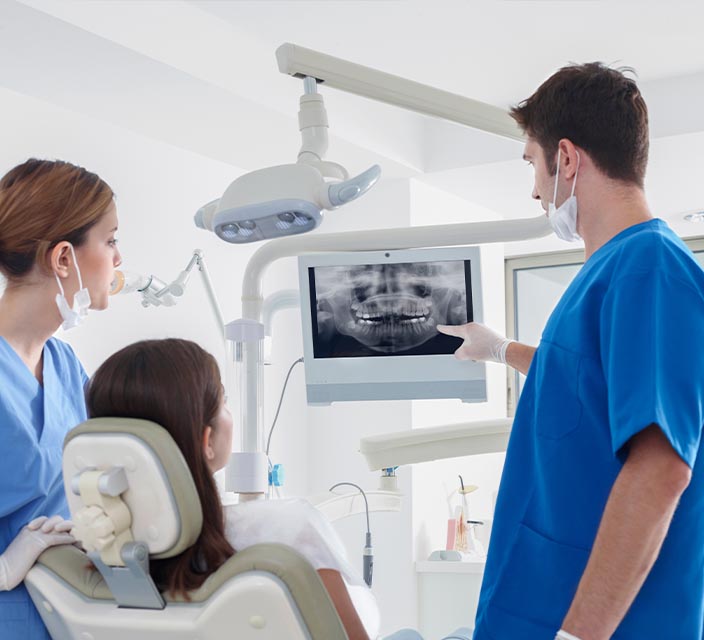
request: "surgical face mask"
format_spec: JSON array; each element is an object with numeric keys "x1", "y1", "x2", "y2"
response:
[
  {"x1": 547, "y1": 149, "x2": 581, "y2": 242},
  {"x1": 54, "y1": 244, "x2": 91, "y2": 331}
]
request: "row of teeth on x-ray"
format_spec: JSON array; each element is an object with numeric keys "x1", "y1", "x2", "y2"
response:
[
  {"x1": 351, "y1": 316, "x2": 433, "y2": 336},
  {"x1": 355, "y1": 316, "x2": 429, "y2": 323},
  {"x1": 351, "y1": 300, "x2": 431, "y2": 319},
  {"x1": 349, "y1": 298, "x2": 434, "y2": 336},
  {"x1": 350, "y1": 318, "x2": 434, "y2": 338}
]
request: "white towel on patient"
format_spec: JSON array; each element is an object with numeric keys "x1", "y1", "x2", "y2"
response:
[{"x1": 223, "y1": 498, "x2": 381, "y2": 639}]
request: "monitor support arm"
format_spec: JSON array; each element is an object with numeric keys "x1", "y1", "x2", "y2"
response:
[
  {"x1": 235, "y1": 216, "x2": 552, "y2": 462},
  {"x1": 241, "y1": 216, "x2": 551, "y2": 321}
]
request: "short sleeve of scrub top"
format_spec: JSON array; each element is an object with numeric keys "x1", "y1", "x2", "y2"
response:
[{"x1": 600, "y1": 269, "x2": 704, "y2": 467}]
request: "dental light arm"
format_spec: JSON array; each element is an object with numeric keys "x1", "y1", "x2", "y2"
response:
[
  {"x1": 297, "y1": 75, "x2": 335, "y2": 173},
  {"x1": 276, "y1": 43, "x2": 525, "y2": 142}
]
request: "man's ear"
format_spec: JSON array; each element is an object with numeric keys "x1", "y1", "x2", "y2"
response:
[
  {"x1": 49, "y1": 241, "x2": 73, "y2": 278},
  {"x1": 202, "y1": 425, "x2": 215, "y2": 462},
  {"x1": 557, "y1": 138, "x2": 580, "y2": 180}
]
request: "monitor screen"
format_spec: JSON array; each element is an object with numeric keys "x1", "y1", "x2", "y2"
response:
[
  {"x1": 298, "y1": 246, "x2": 487, "y2": 405},
  {"x1": 308, "y1": 260, "x2": 471, "y2": 358}
]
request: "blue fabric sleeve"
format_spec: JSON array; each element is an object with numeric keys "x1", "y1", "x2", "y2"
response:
[{"x1": 600, "y1": 271, "x2": 704, "y2": 467}]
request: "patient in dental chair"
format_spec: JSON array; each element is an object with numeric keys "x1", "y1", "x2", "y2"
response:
[
  {"x1": 85, "y1": 338, "x2": 379, "y2": 639},
  {"x1": 85, "y1": 339, "x2": 472, "y2": 640}
]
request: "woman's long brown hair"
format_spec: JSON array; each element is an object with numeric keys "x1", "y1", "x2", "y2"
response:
[
  {"x1": 86, "y1": 338, "x2": 235, "y2": 597},
  {"x1": 0, "y1": 158, "x2": 114, "y2": 279}
]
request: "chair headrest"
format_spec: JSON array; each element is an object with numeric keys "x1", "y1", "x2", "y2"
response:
[{"x1": 63, "y1": 418, "x2": 203, "y2": 559}]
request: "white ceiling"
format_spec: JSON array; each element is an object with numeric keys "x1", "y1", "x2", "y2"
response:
[
  {"x1": 3, "y1": 0, "x2": 704, "y2": 231},
  {"x1": 197, "y1": 0, "x2": 704, "y2": 105}
]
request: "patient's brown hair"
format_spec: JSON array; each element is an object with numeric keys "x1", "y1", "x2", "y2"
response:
[{"x1": 86, "y1": 338, "x2": 235, "y2": 596}]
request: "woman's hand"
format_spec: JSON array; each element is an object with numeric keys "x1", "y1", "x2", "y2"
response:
[{"x1": 0, "y1": 515, "x2": 75, "y2": 591}]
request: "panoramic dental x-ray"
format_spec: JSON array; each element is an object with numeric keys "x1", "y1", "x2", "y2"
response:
[{"x1": 311, "y1": 260, "x2": 470, "y2": 358}]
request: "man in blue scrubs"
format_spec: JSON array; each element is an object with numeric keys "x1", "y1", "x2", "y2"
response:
[{"x1": 439, "y1": 63, "x2": 704, "y2": 639}]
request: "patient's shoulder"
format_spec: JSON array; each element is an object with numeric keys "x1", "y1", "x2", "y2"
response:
[
  {"x1": 224, "y1": 498, "x2": 323, "y2": 542},
  {"x1": 223, "y1": 498, "x2": 347, "y2": 572},
  {"x1": 224, "y1": 497, "x2": 317, "y2": 523}
]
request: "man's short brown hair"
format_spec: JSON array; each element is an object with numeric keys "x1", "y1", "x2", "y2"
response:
[{"x1": 510, "y1": 62, "x2": 649, "y2": 187}]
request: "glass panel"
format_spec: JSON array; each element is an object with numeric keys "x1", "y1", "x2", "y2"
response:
[
  {"x1": 513, "y1": 263, "x2": 581, "y2": 396},
  {"x1": 509, "y1": 245, "x2": 704, "y2": 406}
]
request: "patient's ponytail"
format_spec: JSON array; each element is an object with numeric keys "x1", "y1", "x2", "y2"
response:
[{"x1": 86, "y1": 338, "x2": 235, "y2": 597}]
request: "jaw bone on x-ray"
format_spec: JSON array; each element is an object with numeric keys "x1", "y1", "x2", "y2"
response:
[{"x1": 311, "y1": 260, "x2": 471, "y2": 358}]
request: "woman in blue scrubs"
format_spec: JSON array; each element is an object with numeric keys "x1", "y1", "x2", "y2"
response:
[{"x1": 0, "y1": 159, "x2": 121, "y2": 639}]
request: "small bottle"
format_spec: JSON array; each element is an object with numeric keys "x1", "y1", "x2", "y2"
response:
[{"x1": 454, "y1": 505, "x2": 469, "y2": 553}]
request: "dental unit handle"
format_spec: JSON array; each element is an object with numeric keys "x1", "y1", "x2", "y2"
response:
[
  {"x1": 363, "y1": 531, "x2": 374, "y2": 589},
  {"x1": 326, "y1": 165, "x2": 381, "y2": 207}
]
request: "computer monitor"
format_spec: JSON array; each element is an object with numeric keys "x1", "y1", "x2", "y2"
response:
[{"x1": 298, "y1": 246, "x2": 487, "y2": 404}]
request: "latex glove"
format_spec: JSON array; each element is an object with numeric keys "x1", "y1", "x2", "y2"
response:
[
  {"x1": 555, "y1": 631, "x2": 583, "y2": 640},
  {"x1": 436, "y1": 322, "x2": 514, "y2": 364},
  {"x1": 0, "y1": 515, "x2": 75, "y2": 591}
]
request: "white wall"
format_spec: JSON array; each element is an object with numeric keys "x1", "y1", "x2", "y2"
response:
[
  {"x1": 0, "y1": 87, "x2": 250, "y2": 376},
  {"x1": 407, "y1": 180, "x2": 510, "y2": 631},
  {"x1": 302, "y1": 178, "x2": 417, "y2": 635}
]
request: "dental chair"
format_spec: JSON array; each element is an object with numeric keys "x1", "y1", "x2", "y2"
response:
[{"x1": 24, "y1": 418, "x2": 349, "y2": 640}]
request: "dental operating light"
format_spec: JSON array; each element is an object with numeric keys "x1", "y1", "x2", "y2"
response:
[{"x1": 194, "y1": 76, "x2": 381, "y2": 244}]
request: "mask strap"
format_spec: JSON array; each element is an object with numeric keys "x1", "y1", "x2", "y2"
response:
[
  {"x1": 570, "y1": 151, "x2": 581, "y2": 198},
  {"x1": 553, "y1": 148, "x2": 581, "y2": 204},
  {"x1": 67, "y1": 243, "x2": 84, "y2": 291},
  {"x1": 552, "y1": 148, "x2": 562, "y2": 206},
  {"x1": 54, "y1": 272, "x2": 66, "y2": 297}
]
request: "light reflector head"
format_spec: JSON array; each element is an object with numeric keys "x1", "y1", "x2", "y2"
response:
[
  {"x1": 195, "y1": 162, "x2": 379, "y2": 244},
  {"x1": 213, "y1": 199, "x2": 322, "y2": 244}
]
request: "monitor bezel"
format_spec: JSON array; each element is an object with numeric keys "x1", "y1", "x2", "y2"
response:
[{"x1": 297, "y1": 246, "x2": 486, "y2": 404}]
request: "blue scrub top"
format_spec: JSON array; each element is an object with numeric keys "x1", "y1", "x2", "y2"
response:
[
  {"x1": 0, "y1": 337, "x2": 88, "y2": 640},
  {"x1": 474, "y1": 220, "x2": 704, "y2": 639}
]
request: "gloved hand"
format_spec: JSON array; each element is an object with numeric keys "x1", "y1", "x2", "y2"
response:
[
  {"x1": 555, "y1": 630, "x2": 583, "y2": 640},
  {"x1": 0, "y1": 515, "x2": 75, "y2": 591},
  {"x1": 436, "y1": 322, "x2": 514, "y2": 364}
]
